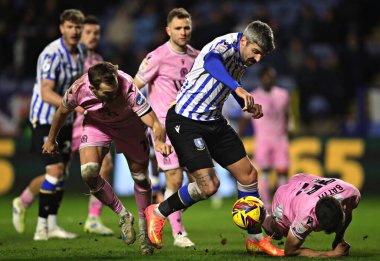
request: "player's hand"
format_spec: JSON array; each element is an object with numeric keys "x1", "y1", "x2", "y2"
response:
[
  {"x1": 235, "y1": 87, "x2": 255, "y2": 112},
  {"x1": 333, "y1": 241, "x2": 350, "y2": 256},
  {"x1": 247, "y1": 103, "x2": 264, "y2": 119},
  {"x1": 42, "y1": 139, "x2": 59, "y2": 155},
  {"x1": 154, "y1": 141, "x2": 173, "y2": 157}
]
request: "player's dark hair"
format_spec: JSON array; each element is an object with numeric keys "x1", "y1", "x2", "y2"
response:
[
  {"x1": 259, "y1": 66, "x2": 276, "y2": 79},
  {"x1": 315, "y1": 196, "x2": 344, "y2": 234},
  {"x1": 243, "y1": 20, "x2": 275, "y2": 54},
  {"x1": 60, "y1": 9, "x2": 85, "y2": 25},
  {"x1": 84, "y1": 15, "x2": 100, "y2": 25},
  {"x1": 88, "y1": 62, "x2": 118, "y2": 89},
  {"x1": 167, "y1": 8, "x2": 191, "y2": 25}
]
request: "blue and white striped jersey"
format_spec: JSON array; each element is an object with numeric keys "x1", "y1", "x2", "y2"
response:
[
  {"x1": 29, "y1": 37, "x2": 85, "y2": 126},
  {"x1": 175, "y1": 32, "x2": 247, "y2": 121}
]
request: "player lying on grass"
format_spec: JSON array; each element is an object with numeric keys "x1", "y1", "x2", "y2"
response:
[
  {"x1": 42, "y1": 61, "x2": 172, "y2": 255},
  {"x1": 261, "y1": 173, "x2": 360, "y2": 257}
]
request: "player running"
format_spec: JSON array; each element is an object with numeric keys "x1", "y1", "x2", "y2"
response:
[
  {"x1": 42, "y1": 61, "x2": 172, "y2": 255},
  {"x1": 13, "y1": 9, "x2": 85, "y2": 240}
]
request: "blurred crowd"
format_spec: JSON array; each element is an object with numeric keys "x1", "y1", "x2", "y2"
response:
[{"x1": 0, "y1": 0, "x2": 379, "y2": 137}]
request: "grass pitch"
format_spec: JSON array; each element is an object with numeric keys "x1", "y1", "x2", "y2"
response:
[{"x1": 0, "y1": 194, "x2": 379, "y2": 260}]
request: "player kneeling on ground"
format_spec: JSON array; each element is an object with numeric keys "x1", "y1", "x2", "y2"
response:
[{"x1": 262, "y1": 173, "x2": 360, "y2": 257}]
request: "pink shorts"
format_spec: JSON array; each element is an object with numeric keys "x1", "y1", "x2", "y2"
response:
[
  {"x1": 150, "y1": 132, "x2": 180, "y2": 171},
  {"x1": 253, "y1": 136, "x2": 290, "y2": 170},
  {"x1": 80, "y1": 121, "x2": 149, "y2": 162},
  {"x1": 71, "y1": 112, "x2": 84, "y2": 154},
  {"x1": 271, "y1": 183, "x2": 291, "y2": 236}
]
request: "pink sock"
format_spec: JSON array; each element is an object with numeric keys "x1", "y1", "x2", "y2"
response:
[
  {"x1": 134, "y1": 182, "x2": 152, "y2": 220},
  {"x1": 165, "y1": 189, "x2": 186, "y2": 236},
  {"x1": 88, "y1": 195, "x2": 103, "y2": 217},
  {"x1": 259, "y1": 177, "x2": 272, "y2": 213},
  {"x1": 89, "y1": 176, "x2": 123, "y2": 214},
  {"x1": 20, "y1": 188, "x2": 34, "y2": 208}
]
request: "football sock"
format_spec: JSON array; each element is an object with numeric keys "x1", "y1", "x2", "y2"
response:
[
  {"x1": 38, "y1": 175, "x2": 59, "y2": 219},
  {"x1": 237, "y1": 181, "x2": 260, "y2": 199},
  {"x1": 158, "y1": 182, "x2": 205, "y2": 217},
  {"x1": 90, "y1": 175, "x2": 123, "y2": 214},
  {"x1": 20, "y1": 187, "x2": 34, "y2": 208},
  {"x1": 165, "y1": 189, "x2": 186, "y2": 237},
  {"x1": 277, "y1": 174, "x2": 287, "y2": 187},
  {"x1": 48, "y1": 215, "x2": 58, "y2": 231},
  {"x1": 134, "y1": 182, "x2": 152, "y2": 220},
  {"x1": 88, "y1": 195, "x2": 103, "y2": 217}
]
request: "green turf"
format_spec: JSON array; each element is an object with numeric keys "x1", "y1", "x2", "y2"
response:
[{"x1": 0, "y1": 194, "x2": 379, "y2": 260}]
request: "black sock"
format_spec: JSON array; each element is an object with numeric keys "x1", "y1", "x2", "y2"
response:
[
  {"x1": 158, "y1": 192, "x2": 187, "y2": 217},
  {"x1": 39, "y1": 192, "x2": 55, "y2": 218},
  {"x1": 50, "y1": 190, "x2": 64, "y2": 215}
]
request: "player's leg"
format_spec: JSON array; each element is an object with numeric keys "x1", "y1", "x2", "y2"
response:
[
  {"x1": 124, "y1": 155, "x2": 154, "y2": 255},
  {"x1": 32, "y1": 125, "x2": 76, "y2": 240},
  {"x1": 145, "y1": 107, "x2": 218, "y2": 249},
  {"x1": 12, "y1": 175, "x2": 44, "y2": 233},
  {"x1": 84, "y1": 151, "x2": 114, "y2": 236},
  {"x1": 164, "y1": 168, "x2": 195, "y2": 248},
  {"x1": 151, "y1": 128, "x2": 195, "y2": 248},
  {"x1": 148, "y1": 135, "x2": 163, "y2": 204},
  {"x1": 80, "y1": 145, "x2": 136, "y2": 244},
  {"x1": 210, "y1": 121, "x2": 283, "y2": 256},
  {"x1": 274, "y1": 136, "x2": 290, "y2": 189}
]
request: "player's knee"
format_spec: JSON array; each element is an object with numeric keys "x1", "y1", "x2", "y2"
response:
[
  {"x1": 81, "y1": 162, "x2": 100, "y2": 182},
  {"x1": 46, "y1": 162, "x2": 65, "y2": 179},
  {"x1": 131, "y1": 171, "x2": 149, "y2": 186}
]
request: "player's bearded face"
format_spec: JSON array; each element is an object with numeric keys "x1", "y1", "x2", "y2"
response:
[
  {"x1": 60, "y1": 21, "x2": 82, "y2": 46},
  {"x1": 80, "y1": 24, "x2": 100, "y2": 51},
  {"x1": 167, "y1": 17, "x2": 192, "y2": 49},
  {"x1": 240, "y1": 38, "x2": 264, "y2": 66}
]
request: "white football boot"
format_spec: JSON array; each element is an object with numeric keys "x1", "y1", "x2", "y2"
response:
[
  {"x1": 173, "y1": 233, "x2": 195, "y2": 248},
  {"x1": 48, "y1": 226, "x2": 77, "y2": 239},
  {"x1": 84, "y1": 216, "x2": 114, "y2": 236}
]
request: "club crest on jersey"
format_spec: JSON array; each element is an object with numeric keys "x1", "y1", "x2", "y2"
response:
[
  {"x1": 194, "y1": 138, "x2": 205, "y2": 150},
  {"x1": 135, "y1": 93, "x2": 146, "y2": 106},
  {"x1": 180, "y1": 68, "x2": 188, "y2": 78},
  {"x1": 42, "y1": 57, "x2": 52, "y2": 72}
]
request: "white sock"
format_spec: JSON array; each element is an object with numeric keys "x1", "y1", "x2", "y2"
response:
[
  {"x1": 247, "y1": 232, "x2": 264, "y2": 242},
  {"x1": 153, "y1": 206, "x2": 166, "y2": 218},
  {"x1": 36, "y1": 217, "x2": 47, "y2": 231},
  {"x1": 48, "y1": 215, "x2": 58, "y2": 231}
]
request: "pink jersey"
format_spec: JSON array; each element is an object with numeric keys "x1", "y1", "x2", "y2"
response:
[
  {"x1": 135, "y1": 41, "x2": 199, "y2": 121},
  {"x1": 251, "y1": 86, "x2": 289, "y2": 141},
  {"x1": 272, "y1": 174, "x2": 361, "y2": 240},
  {"x1": 63, "y1": 70, "x2": 150, "y2": 129},
  {"x1": 72, "y1": 52, "x2": 104, "y2": 152}
]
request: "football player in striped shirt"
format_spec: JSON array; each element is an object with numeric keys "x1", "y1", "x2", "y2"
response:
[
  {"x1": 144, "y1": 20, "x2": 283, "y2": 256},
  {"x1": 12, "y1": 9, "x2": 85, "y2": 241}
]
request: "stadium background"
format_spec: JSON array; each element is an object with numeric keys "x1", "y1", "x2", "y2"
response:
[{"x1": 0, "y1": 0, "x2": 380, "y2": 197}]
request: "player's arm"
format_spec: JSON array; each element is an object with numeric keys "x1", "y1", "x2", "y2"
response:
[
  {"x1": 40, "y1": 79, "x2": 63, "y2": 107},
  {"x1": 203, "y1": 53, "x2": 262, "y2": 118},
  {"x1": 285, "y1": 230, "x2": 349, "y2": 257},
  {"x1": 133, "y1": 77, "x2": 146, "y2": 90},
  {"x1": 40, "y1": 78, "x2": 85, "y2": 113},
  {"x1": 42, "y1": 105, "x2": 72, "y2": 155},
  {"x1": 139, "y1": 110, "x2": 172, "y2": 157},
  {"x1": 332, "y1": 196, "x2": 357, "y2": 249}
]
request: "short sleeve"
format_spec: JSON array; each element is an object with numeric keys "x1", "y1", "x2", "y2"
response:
[
  {"x1": 208, "y1": 41, "x2": 235, "y2": 61},
  {"x1": 40, "y1": 52, "x2": 61, "y2": 81},
  {"x1": 127, "y1": 83, "x2": 151, "y2": 117},
  {"x1": 135, "y1": 52, "x2": 160, "y2": 84},
  {"x1": 290, "y1": 215, "x2": 314, "y2": 241},
  {"x1": 62, "y1": 86, "x2": 78, "y2": 110}
]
